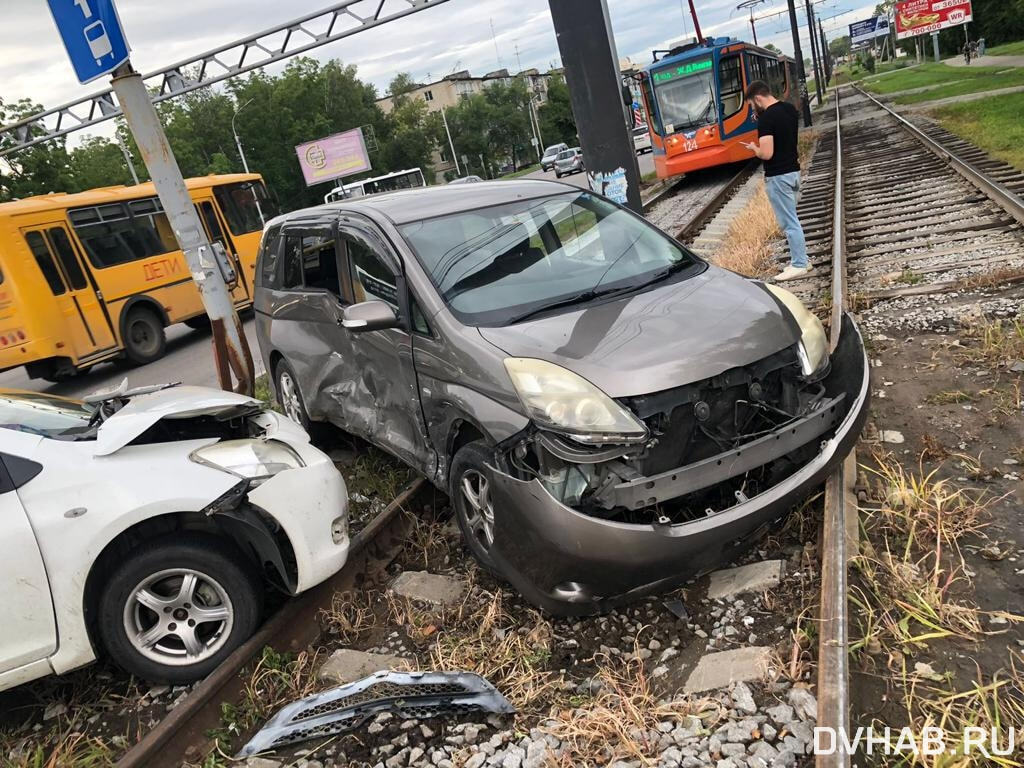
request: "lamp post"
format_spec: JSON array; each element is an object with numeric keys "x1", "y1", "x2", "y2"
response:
[{"x1": 231, "y1": 97, "x2": 264, "y2": 225}]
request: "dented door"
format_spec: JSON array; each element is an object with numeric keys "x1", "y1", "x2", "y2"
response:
[{"x1": 327, "y1": 223, "x2": 435, "y2": 475}]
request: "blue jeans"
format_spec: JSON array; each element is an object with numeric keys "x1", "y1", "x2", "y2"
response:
[{"x1": 765, "y1": 172, "x2": 808, "y2": 268}]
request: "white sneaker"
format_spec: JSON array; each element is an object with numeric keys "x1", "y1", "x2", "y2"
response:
[{"x1": 774, "y1": 265, "x2": 813, "y2": 281}]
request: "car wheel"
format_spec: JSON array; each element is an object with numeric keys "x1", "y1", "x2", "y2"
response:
[
  {"x1": 555, "y1": 171, "x2": 562, "y2": 178},
  {"x1": 450, "y1": 440, "x2": 499, "y2": 572},
  {"x1": 96, "y1": 533, "x2": 262, "y2": 684},
  {"x1": 123, "y1": 307, "x2": 166, "y2": 365},
  {"x1": 276, "y1": 359, "x2": 311, "y2": 430}
]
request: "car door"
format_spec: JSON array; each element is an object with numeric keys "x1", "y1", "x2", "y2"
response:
[
  {"x1": 0, "y1": 450, "x2": 57, "y2": 673},
  {"x1": 22, "y1": 225, "x2": 117, "y2": 359},
  {"x1": 334, "y1": 218, "x2": 436, "y2": 475}
]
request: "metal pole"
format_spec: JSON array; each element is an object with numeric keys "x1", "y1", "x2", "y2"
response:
[
  {"x1": 750, "y1": 11, "x2": 758, "y2": 44},
  {"x1": 687, "y1": 0, "x2": 704, "y2": 42},
  {"x1": 932, "y1": 31, "x2": 940, "y2": 62},
  {"x1": 819, "y1": 19, "x2": 831, "y2": 83},
  {"x1": 787, "y1": 0, "x2": 812, "y2": 126},
  {"x1": 548, "y1": 0, "x2": 643, "y2": 212},
  {"x1": 805, "y1": 0, "x2": 824, "y2": 105},
  {"x1": 116, "y1": 133, "x2": 140, "y2": 185},
  {"x1": 441, "y1": 107, "x2": 461, "y2": 177},
  {"x1": 111, "y1": 63, "x2": 255, "y2": 395}
]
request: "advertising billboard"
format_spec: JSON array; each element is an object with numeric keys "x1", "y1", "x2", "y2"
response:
[
  {"x1": 295, "y1": 128, "x2": 371, "y2": 187},
  {"x1": 895, "y1": 0, "x2": 972, "y2": 39},
  {"x1": 849, "y1": 17, "x2": 891, "y2": 48}
]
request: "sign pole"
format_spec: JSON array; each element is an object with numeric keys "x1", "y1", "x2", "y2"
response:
[
  {"x1": 932, "y1": 31, "x2": 940, "y2": 61},
  {"x1": 111, "y1": 63, "x2": 255, "y2": 394}
]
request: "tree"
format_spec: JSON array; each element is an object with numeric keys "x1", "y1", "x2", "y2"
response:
[
  {"x1": 67, "y1": 136, "x2": 136, "y2": 190},
  {"x1": 764, "y1": 43, "x2": 782, "y2": 54},
  {"x1": 829, "y1": 35, "x2": 851, "y2": 59},
  {"x1": 537, "y1": 75, "x2": 577, "y2": 149},
  {"x1": 0, "y1": 97, "x2": 76, "y2": 201}
]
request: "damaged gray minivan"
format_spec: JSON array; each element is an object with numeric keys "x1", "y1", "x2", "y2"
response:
[{"x1": 254, "y1": 180, "x2": 869, "y2": 615}]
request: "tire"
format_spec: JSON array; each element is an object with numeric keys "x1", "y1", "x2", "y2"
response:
[
  {"x1": 450, "y1": 440, "x2": 499, "y2": 572},
  {"x1": 122, "y1": 306, "x2": 166, "y2": 365},
  {"x1": 275, "y1": 359, "x2": 311, "y2": 431},
  {"x1": 96, "y1": 533, "x2": 262, "y2": 684},
  {"x1": 555, "y1": 171, "x2": 562, "y2": 178}
]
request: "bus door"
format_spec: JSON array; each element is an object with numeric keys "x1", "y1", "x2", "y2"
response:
[
  {"x1": 22, "y1": 224, "x2": 116, "y2": 359},
  {"x1": 195, "y1": 198, "x2": 250, "y2": 303}
]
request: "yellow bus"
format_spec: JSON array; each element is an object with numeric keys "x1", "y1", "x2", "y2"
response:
[{"x1": 0, "y1": 173, "x2": 276, "y2": 381}]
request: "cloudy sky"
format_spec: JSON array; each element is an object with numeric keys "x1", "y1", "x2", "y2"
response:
[{"x1": 1, "y1": 0, "x2": 876, "y2": 128}]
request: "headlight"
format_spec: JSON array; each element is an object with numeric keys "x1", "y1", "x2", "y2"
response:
[
  {"x1": 765, "y1": 284, "x2": 828, "y2": 377},
  {"x1": 190, "y1": 439, "x2": 304, "y2": 481},
  {"x1": 503, "y1": 357, "x2": 648, "y2": 444}
]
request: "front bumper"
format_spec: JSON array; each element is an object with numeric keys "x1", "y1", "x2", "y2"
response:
[{"x1": 485, "y1": 313, "x2": 870, "y2": 616}]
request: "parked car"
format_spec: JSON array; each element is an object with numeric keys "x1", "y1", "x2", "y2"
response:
[
  {"x1": 554, "y1": 148, "x2": 585, "y2": 178},
  {"x1": 448, "y1": 175, "x2": 483, "y2": 185},
  {"x1": 0, "y1": 383, "x2": 348, "y2": 691},
  {"x1": 541, "y1": 143, "x2": 569, "y2": 172},
  {"x1": 633, "y1": 126, "x2": 652, "y2": 154},
  {"x1": 255, "y1": 180, "x2": 869, "y2": 616}
]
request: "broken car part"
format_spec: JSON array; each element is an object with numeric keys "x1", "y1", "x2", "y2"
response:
[{"x1": 236, "y1": 671, "x2": 516, "y2": 757}]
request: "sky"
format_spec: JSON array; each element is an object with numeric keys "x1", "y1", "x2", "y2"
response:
[{"x1": 0, "y1": 0, "x2": 878, "y2": 139}]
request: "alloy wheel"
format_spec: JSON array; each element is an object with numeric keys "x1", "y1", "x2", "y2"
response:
[
  {"x1": 278, "y1": 370, "x2": 303, "y2": 424},
  {"x1": 460, "y1": 469, "x2": 495, "y2": 552},
  {"x1": 122, "y1": 568, "x2": 234, "y2": 666}
]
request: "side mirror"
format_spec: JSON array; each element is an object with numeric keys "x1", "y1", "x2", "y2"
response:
[{"x1": 342, "y1": 300, "x2": 399, "y2": 333}]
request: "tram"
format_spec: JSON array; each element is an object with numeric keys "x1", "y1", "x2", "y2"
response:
[{"x1": 639, "y1": 37, "x2": 800, "y2": 179}]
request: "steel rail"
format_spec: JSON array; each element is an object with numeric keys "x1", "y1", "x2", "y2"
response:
[
  {"x1": 816, "y1": 86, "x2": 851, "y2": 768},
  {"x1": 854, "y1": 86, "x2": 1024, "y2": 227},
  {"x1": 115, "y1": 476, "x2": 425, "y2": 768},
  {"x1": 0, "y1": 0, "x2": 450, "y2": 156},
  {"x1": 677, "y1": 159, "x2": 759, "y2": 242}
]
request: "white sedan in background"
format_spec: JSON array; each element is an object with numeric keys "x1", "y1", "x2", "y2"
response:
[{"x1": 0, "y1": 383, "x2": 349, "y2": 690}]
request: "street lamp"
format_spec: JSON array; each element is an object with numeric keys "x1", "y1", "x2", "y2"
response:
[{"x1": 231, "y1": 97, "x2": 264, "y2": 225}]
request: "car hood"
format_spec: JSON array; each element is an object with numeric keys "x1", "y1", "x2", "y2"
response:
[
  {"x1": 477, "y1": 267, "x2": 799, "y2": 398},
  {"x1": 95, "y1": 385, "x2": 261, "y2": 456}
]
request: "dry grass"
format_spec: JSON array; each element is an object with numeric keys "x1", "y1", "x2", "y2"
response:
[
  {"x1": 543, "y1": 639, "x2": 722, "y2": 766},
  {"x1": 851, "y1": 453, "x2": 994, "y2": 660},
  {"x1": 711, "y1": 182, "x2": 780, "y2": 278},
  {"x1": 958, "y1": 313, "x2": 1024, "y2": 370}
]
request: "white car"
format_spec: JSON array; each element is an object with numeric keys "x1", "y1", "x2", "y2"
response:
[
  {"x1": 0, "y1": 383, "x2": 349, "y2": 691},
  {"x1": 633, "y1": 126, "x2": 652, "y2": 154}
]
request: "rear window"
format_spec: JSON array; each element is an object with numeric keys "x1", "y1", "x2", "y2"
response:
[
  {"x1": 0, "y1": 392, "x2": 95, "y2": 440},
  {"x1": 556, "y1": 150, "x2": 575, "y2": 160}
]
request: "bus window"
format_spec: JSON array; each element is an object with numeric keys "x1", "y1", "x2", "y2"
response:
[
  {"x1": 718, "y1": 55, "x2": 744, "y2": 118},
  {"x1": 198, "y1": 201, "x2": 229, "y2": 249},
  {"x1": 69, "y1": 199, "x2": 177, "y2": 268},
  {"x1": 24, "y1": 232, "x2": 66, "y2": 296},
  {"x1": 214, "y1": 182, "x2": 273, "y2": 235},
  {"x1": 47, "y1": 229, "x2": 88, "y2": 290}
]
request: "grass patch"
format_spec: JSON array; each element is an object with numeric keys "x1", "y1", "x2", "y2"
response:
[
  {"x1": 502, "y1": 163, "x2": 541, "y2": 179},
  {"x1": 924, "y1": 390, "x2": 977, "y2": 405},
  {"x1": 957, "y1": 313, "x2": 1024, "y2": 369},
  {"x1": 896, "y1": 268, "x2": 925, "y2": 285},
  {"x1": 862, "y1": 62, "x2": 1024, "y2": 103},
  {"x1": 711, "y1": 181, "x2": 780, "y2": 278},
  {"x1": 987, "y1": 40, "x2": 1024, "y2": 56},
  {"x1": 932, "y1": 92, "x2": 1024, "y2": 170}
]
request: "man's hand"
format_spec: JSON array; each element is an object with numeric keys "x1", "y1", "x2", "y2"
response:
[{"x1": 741, "y1": 141, "x2": 759, "y2": 157}]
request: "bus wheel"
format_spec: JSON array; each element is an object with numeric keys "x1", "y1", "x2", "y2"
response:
[{"x1": 124, "y1": 307, "x2": 167, "y2": 365}]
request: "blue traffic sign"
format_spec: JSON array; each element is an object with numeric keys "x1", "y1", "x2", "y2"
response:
[{"x1": 46, "y1": 0, "x2": 130, "y2": 84}]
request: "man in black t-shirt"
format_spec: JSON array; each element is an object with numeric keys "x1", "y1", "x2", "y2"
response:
[{"x1": 740, "y1": 80, "x2": 810, "y2": 281}]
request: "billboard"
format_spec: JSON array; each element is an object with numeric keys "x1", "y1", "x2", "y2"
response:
[
  {"x1": 849, "y1": 16, "x2": 891, "y2": 47},
  {"x1": 295, "y1": 128, "x2": 371, "y2": 187},
  {"x1": 895, "y1": 0, "x2": 972, "y2": 39}
]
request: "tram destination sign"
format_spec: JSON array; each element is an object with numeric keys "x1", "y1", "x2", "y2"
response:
[
  {"x1": 895, "y1": 0, "x2": 972, "y2": 39},
  {"x1": 652, "y1": 58, "x2": 713, "y2": 84}
]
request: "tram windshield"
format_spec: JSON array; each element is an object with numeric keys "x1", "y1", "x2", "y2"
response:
[{"x1": 652, "y1": 56, "x2": 716, "y2": 134}]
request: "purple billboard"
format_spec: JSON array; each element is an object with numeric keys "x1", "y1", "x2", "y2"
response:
[{"x1": 295, "y1": 128, "x2": 371, "y2": 187}]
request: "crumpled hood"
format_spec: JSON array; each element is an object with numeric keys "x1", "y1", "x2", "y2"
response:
[
  {"x1": 95, "y1": 385, "x2": 260, "y2": 456},
  {"x1": 478, "y1": 267, "x2": 799, "y2": 398}
]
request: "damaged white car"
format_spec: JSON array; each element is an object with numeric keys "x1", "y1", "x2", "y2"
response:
[{"x1": 0, "y1": 383, "x2": 348, "y2": 691}]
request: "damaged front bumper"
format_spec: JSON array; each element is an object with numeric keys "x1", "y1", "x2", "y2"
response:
[{"x1": 486, "y1": 313, "x2": 870, "y2": 616}]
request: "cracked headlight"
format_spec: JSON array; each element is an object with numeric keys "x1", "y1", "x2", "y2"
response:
[
  {"x1": 765, "y1": 283, "x2": 828, "y2": 377},
  {"x1": 504, "y1": 357, "x2": 648, "y2": 444},
  {"x1": 190, "y1": 439, "x2": 304, "y2": 482}
]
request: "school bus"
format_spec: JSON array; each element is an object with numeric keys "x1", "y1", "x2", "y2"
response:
[{"x1": 0, "y1": 174, "x2": 276, "y2": 381}]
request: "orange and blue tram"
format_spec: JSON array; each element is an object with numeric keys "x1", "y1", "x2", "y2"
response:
[{"x1": 639, "y1": 37, "x2": 801, "y2": 179}]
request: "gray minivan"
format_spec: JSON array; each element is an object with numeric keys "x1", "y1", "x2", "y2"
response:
[{"x1": 253, "y1": 180, "x2": 869, "y2": 615}]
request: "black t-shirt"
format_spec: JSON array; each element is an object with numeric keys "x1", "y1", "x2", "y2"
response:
[{"x1": 756, "y1": 101, "x2": 800, "y2": 177}]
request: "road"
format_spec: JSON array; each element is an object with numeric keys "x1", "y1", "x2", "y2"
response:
[
  {"x1": 523, "y1": 150, "x2": 655, "y2": 186},
  {"x1": 0, "y1": 317, "x2": 263, "y2": 400}
]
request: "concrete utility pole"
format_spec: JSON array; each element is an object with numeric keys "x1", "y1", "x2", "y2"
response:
[
  {"x1": 932, "y1": 31, "x2": 941, "y2": 62},
  {"x1": 111, "y1": 64, "x2": 255, "y2": 395},
  {"x1": 786, "y1": 0, "x2": 813, "y2": 126},
  {"x1": 819, "y1": 19, "x2": 831, "y2": 83},
  {"x1": 805, "y1": 0, "x2": 824, "y2": 104},
  {"x1": 548, "y1": 0, "x2": 642, "y2": 213},
  {"x1": 441, "y1": 107, "x2": 461, "y2": 176}
]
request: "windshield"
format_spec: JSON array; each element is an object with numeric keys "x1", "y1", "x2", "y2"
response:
[
  {"x1": 556, "y1": 150, "x2": 575, "y2": 160},
  {"x1": 399, "y1": 192, "x2": 703, "y2": 326},
  {"x1": 0, "y1": 391, "x2": 96, "y2": 440},
  {"x1": 652, "y1": 56, "x2": 716, "y2": 133},
  {"x1": 543, "y1": 145, "x2": 563, "y2": 157}
]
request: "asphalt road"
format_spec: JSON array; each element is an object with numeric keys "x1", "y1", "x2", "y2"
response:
[
  {"x1": 0, "y1": 317, "x2": 263, "y2": 399},
  {"x1": 523, "y1": 150, "x2": 655, "y2": 186}
]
